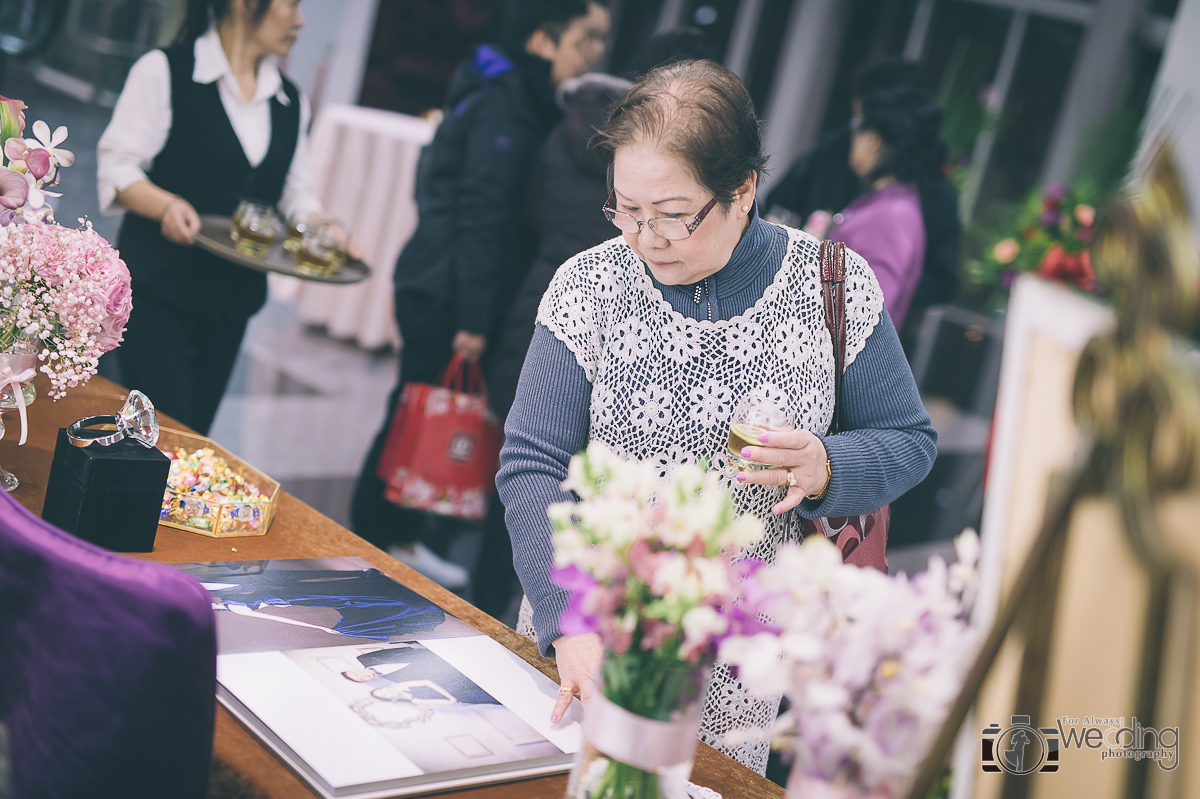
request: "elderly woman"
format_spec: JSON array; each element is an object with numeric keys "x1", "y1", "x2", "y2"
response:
[{"x1": 496, "y1": 60, "x2": 936, "y2": 773}]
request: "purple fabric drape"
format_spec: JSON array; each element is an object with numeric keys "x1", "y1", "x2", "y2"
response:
[{"x1": 0, "y1": 488, "x2": 216, "y2": 798}]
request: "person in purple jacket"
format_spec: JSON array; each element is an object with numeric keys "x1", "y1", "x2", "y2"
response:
[{"x1": 823, "y1": 85, "x2": 947, "y2": 328}]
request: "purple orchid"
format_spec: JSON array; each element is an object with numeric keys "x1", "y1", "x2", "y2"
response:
[
  {"x1": 4, "y1": 138, "x2": 51, "y2": 181},
  {"x1": 0, "y1": 166, "x2": 29, "y2": 211}
]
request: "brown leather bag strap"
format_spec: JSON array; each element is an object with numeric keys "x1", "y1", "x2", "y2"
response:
[{"x1": 819, "y1": 240, "x2": 848, "y2": 435}]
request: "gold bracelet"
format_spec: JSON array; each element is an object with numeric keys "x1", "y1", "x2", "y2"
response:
[{"x1": 806, "y1": 457, "x2": 832, "y2": 501}]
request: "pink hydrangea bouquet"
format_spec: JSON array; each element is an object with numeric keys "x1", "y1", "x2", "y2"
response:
[
  {"x1": 719, "y1": 532, "x2": 981, "y2": 798},
  {"x1": 0, "y1": 95, "x2": 131, "y2": 400},
  {"x1": 551, "y1": 442, "x2": 771, "y2": 799}
]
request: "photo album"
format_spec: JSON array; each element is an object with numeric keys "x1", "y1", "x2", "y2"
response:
[{"x1": 174, "y1": 557, "x2": 581, "y2": 798}]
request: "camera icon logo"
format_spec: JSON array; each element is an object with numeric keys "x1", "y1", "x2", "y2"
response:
[{"x1": 982, "y1": 715, "x2": 1060, "y2": 775}]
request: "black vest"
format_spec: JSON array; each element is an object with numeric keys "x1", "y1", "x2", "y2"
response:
[{"x1": 116, "y1": 41, "x2": 301, "y2": 310}]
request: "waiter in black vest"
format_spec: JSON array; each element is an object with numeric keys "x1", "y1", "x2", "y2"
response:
[{"x1": 97, "y1": 0, "x2": 322, "y2": 435}]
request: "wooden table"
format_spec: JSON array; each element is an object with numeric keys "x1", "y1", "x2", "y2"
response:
[{"x1": 11, "y1": 375, "x2": 784, "y2": 799}]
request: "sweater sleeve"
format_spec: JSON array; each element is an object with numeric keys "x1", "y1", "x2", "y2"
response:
[
  {"x1": 801, "y1": 305, "x2": 937, "y2": 518},
  {"x1": 496, "y1": 323, "x2": 592, "y2": 656}
]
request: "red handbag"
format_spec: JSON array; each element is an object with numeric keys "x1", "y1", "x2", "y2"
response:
[
  {"x1": 376, "y1": 353, "x2": 502, "y2": 522},
  {"x1": 798, "y1": 240, "x2": 890, "y2": 572}
]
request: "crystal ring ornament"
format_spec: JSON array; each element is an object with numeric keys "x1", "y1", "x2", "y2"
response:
[
  {"x1": 67, "y1": 415, "x2": 124, "y2": 447},
  {"x1": 67, "y1": 390, "x2": 160, "y2": 448}
]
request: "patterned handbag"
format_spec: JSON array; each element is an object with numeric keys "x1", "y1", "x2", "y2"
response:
[{"x1": 798, "y1": 240, "x2": 890, "y2": 572}]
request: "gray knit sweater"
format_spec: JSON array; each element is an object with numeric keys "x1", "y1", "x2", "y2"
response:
[{"x1": 497, "y1": 210, "x2": 937, "y2": 655}]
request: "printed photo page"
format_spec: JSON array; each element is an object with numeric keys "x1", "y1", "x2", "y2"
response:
[{"x1": 175, "y1": 558, "x2": 582, "y2": 798}]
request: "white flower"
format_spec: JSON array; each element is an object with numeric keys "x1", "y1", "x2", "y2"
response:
[
  {"x1": 629, "y1": 384, "x2": 672, "y2": 431},
  {"x1": 611, "y1": 316, "x2": 651, "y2": 364},
  {"x1": 591, "y1": 381, "x2": 619, "y2": 429},
  {"x1": 662, "y1": 320, "x2": 702, "y2": 364},
  {"x1": 587, "y1": 262, "x2": 622, "y2": 300},
  {"x1": 682, "y1": 605, "x2": 728, "y2": 648},
  {"x1": 774, "y1": 319, "x2": 809, "y2": 368},
  {"x1": 27, "y1": 120, "x2": 75, "y2": 171},
  {"x1": 720, "y1": 632, "x2": 788, "y2": 695},
  {"x1": 689, "y1": 378, "x2": 733, "y2": 428},
  {"x1": 727, "y1": 320, "x2": 765, "y2": 363}
]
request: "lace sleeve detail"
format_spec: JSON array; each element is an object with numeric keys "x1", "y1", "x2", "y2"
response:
[
  {"x1": 840, "y1": 245, "x2": 885, "y2": 369},
  {"x1": 536, "y1": 238, "x2": 627, "y2": 383}
]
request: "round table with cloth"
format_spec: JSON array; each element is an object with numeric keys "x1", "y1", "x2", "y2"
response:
[{"x1": 273, "y1": 104, "x2": 435, "y2": 350}]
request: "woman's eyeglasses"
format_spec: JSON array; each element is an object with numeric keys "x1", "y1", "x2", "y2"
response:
[{"x1": 602, "y1": 194, "x2": 718, "y2": 241}]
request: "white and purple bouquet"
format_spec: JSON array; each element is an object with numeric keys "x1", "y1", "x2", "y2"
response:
[
  {"x1": 552, "y1": 442, "x2": 774, "y2": 799},
  {"x1": 0, "y1": 94, "x2": 131, "y2": 399},
  {"x1": 551, "y1": 441, "x2": 772, "y2": 675},
  {"x1": 720, "y1": 531, "x2": 981, "y2": 797}
]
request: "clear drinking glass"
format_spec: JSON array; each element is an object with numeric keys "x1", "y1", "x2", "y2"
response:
[
  {"x1": 232, "y1": 202, "x2": 281, "y2": 258},
  {"x1": 727, "y1": 388, "x2": 795, "y2": 471},
  {"x1": 294, "y1": 218, "x2": 349, "y2": 277},
  {"x1": 229, "y1": 199, "x2": 254, "y2": 242},
  {"x1": 283, "y1": 211, "x2": 320, "y2": 253}
]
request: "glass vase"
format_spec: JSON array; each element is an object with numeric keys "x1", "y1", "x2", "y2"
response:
[
  {"x1": 0, "y1": 341, "x2": 39, "y2": 492},
  {"x1": 565, "y1": 652, "x2": 712, "y2": 799}
]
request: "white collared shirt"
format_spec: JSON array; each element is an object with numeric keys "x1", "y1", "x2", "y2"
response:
[{"x1": 97, "y1": 27, "x2": 320, "y2": 219}]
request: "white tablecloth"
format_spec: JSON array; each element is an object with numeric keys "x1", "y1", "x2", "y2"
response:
[{"x1": 274, "y1": 104, "x2": 435, "y2": 350}]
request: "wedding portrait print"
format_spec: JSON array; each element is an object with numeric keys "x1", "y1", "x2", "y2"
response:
[
  {"x1": 288, "y1": 642, "x2": 564, "y2": 774},
  {"x1": 176, "y1": 557, "x2": 479, "y2": 654}
]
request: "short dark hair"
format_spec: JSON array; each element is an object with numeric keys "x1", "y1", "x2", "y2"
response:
[
  {"x1": 593, "y1": 59, "x2": 767, "y2": 210},
  {"x1": 177, "y1": 0, "x2": 272, "y2": 43},
  {"x1": 851, "y1": 58, "x2": 930, "y2": 100},
  {"x1": 502, "y1": 0, "x2": 597, "y2": 52},
  {"x1": 857, "y1": 85, "x2": 946, "y2": 186}
]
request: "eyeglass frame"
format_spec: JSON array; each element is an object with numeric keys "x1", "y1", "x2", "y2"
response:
[{"x1": 602, "y1": 193, "x2": 720, "y2": 240}]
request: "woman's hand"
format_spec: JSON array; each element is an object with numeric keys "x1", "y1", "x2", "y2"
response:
[
  {"x1": 452, "y1": 330, "x2": 487, "y2": 363},
  {"x1": 736, "y1": 428, "x2": 829, "y2": 514},
  {"x1": 161, "y1": 197, "x2": 200, "y2": 245},
  {"x1": 551, "y1": 632, "x2": 602, "y2": 723}
]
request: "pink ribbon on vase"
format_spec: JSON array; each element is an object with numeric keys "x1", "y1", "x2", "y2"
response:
[
  {"x1": 582, "y1": 691, "x2": 705, "y2": 772},
  {"x1": 0, "y1": 354, "x2": 37, "y2": 446}
]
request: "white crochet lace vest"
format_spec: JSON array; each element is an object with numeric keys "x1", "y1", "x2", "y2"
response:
[{"x1": 530, "y1": 224, "x2": 883, "y2": 773}]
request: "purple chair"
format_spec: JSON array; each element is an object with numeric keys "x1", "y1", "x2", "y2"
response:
[{"x1": 0, "y1": 488, "x2": 216, "y2": 798}]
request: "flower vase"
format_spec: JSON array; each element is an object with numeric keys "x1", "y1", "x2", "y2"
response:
[
  {"x1": 0, "y1": 345, "x2": 38, "y2": 492},
  {"x1": 565, "y1": 652, "x2": 711, "y2": 799},
  {"x1": 786, "y1": 771, "x2": 892, "y2": 799}
]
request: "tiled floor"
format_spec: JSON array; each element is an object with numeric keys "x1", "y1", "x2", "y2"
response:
[{"x1": 209, "y1": 299, "x2": 397, "y2": 531}]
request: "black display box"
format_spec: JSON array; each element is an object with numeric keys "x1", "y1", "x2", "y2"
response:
[{"x1": 41, "y1": 427, "x2": 170, "y2": 552}]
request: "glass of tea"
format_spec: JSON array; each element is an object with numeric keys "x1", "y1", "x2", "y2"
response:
[
  {"x1": 727, "y1": 388, "x2": 795, "y2": 471},
  {"x1": 232, "y1": 203, "x2": 281, "y2": 258},
  {"x1": 294, "y1": 218, "x2": 349, "y2": 277},
  {"x1": 283, "y1": 211, "x2": 320, "y2": 253},
  {"x1": 229, "y1": 199, "x2": 254, "y2": 242}
]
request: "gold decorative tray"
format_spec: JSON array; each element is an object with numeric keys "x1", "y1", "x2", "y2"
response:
[{"x1": 157, "y1": 428, "x2": 280, "y2": 538}]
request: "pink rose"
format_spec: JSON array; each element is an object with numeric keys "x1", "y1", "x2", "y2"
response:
[
  {"x1": 95, "y1": 257, "x2": 132, "y2": 352},
  {"x1": 993, "y1": 238, "x2": 1020, "y2": 264}
]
